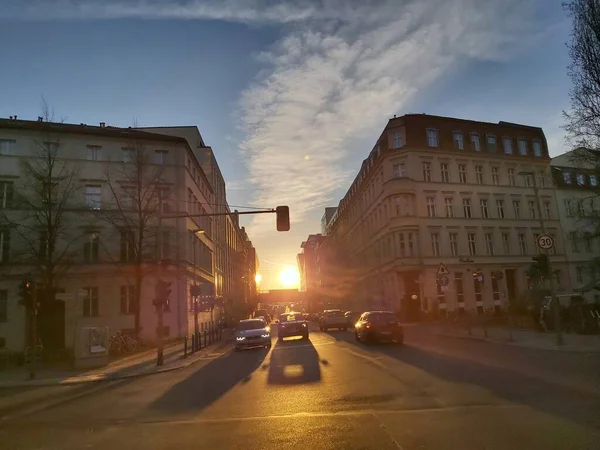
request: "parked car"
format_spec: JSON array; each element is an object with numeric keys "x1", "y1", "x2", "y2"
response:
[
  {"x1": 277, "y1": 312, "x2": 309, "y2": 340},
  {"x1": 354, "y1": 311, "x2": 403, "y2": 344},
  {"x1": 345, "y1": 311, "x2": 361, "y2": 327},
  {"x1": 319, "y1": 309, "x2": 348, "y2": 331},
  {"x1": 235, "y1": 319, "x2": 271, "y2": 350}
]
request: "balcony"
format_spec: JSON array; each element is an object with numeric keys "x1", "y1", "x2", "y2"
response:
[{"x1": 383, "y1": 176, "x2": 417, "y2": 195}]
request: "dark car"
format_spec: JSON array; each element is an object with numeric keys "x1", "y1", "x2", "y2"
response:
[
  {"x1": 277, "y1": 312, "x2": 309, "y2": 340},
  {"x1": 354, "y1": 311, "x2": 403, "y2": 344}
]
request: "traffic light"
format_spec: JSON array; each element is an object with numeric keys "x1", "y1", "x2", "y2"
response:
[
  {"x1": 532, "y1": 254, "x2": 550, "y2": 277},
  {"x1": 18, "y1": 280, "x2": 34, "y2": 310},
  {"x1": 276, "y1": 206, "x2": 290, "y2": 232},
  {"x1": 153, "y1": 279, "x2": 172, "y2": 312}
]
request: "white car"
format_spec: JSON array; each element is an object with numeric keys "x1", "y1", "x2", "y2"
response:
[
  {"x1": 235, "y1": 319, "x2": 271, "y2": 350},
  {"x1": 319, "y1": 309, "x2": 348, "y2": 331}
]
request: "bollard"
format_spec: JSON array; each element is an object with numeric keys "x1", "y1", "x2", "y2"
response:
[
  {"x1": 197, "y1": 331, "x2": 201, "y2": 350},
  {"x1": 204, "y1": 330, "x2": 207, "y2": 348},
  {"x1": 192, "y1": 334, "x2": 197, "y2": 353},
  {"x1": 184, "y1": 336, "x2": 188, "y2": 357}
]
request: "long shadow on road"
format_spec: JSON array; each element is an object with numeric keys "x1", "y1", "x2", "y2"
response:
[
  {"x1": 330, "y1": 330, "x2": 600, "y2": 430},
  {"x1": 148, "y1": 346, "x2": 267, "y2": 415},
  {"x1": 266, "y1": 337, "x2": 322, "y2": 385}
]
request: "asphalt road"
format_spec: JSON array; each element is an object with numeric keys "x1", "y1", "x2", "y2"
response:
[{"x1": 2, "y1": 324, "x2": 600, "y2": 449}]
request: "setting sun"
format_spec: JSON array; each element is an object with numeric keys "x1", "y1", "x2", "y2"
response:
[{"x1": 279, "y1": 267, "x2": 300, "y2": 288}]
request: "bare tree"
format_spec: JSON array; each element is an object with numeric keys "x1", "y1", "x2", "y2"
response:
[{"x1": 97, "y1": 135, "x2": 172, "y2": 337}]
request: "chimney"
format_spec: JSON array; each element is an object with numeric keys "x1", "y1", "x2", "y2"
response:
[
  {"x1": 100, "y1": 122, "x2": 105, "y2": 128},
  {"x1": 14, "y1": 115, "x2": 17, "y2": 120},
  {"x1": 9, "y1": 116, "x2": 13, "y2": 120},
  {"x1": 38, "y1": 117, "x2": 43, "y2": 122}
]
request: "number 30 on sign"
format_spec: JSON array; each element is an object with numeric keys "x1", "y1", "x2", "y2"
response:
[{"x1": 536, "y1": 234, "x2": 554, "y2": 250}]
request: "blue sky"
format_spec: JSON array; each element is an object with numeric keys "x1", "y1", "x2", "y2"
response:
[{"x1": 0, "y1": 0, "x2": 574, "y2": 289}]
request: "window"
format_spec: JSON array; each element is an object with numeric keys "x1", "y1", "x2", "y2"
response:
[
  {"x1": 397, "y1": 232, "x2": 417, "y2": 257},
  {"x1": 158, "y1": 188, "x2": 170, "y2": 213},
  {"x1": 0, "y1": 181, "x2": 14, "y2": 209},
  {"x1": 491, "y1": 167, "x2": 499, "y2": 185},
  {"x1": 393, "y1": 163, "x2": 406, "y2": 178},
  {"x1": 155, "y1": 150, "x2": 168, "y2": 165},
  {"x1": 576, "y1": 266, "x2": 584, "y2": 284},
  {"x1": 0, "y1": 290, "x2": 6, "y2": 323},
  {"x1": 502, "y1": 137, "x2": 513, "y2": 154},
  {"x1": 0, "y1": 229, "x2": 8, "y2": 263},
  {"x1": 83, "y1": 232, "x2": 99, "y2": 263},
  {"x1": 496, "y1": 199, "x2": 505, "y2": 218},
  {"x1": 590, "y1": 175, "x2": 598, "y2": 187},
  {"x1": 564, "y1": 200, "x2": 573, "y2": 217},
  {"x1": 578, "y1": 200, "x2": 585, "y2": 217},
  {"x1": 537, "y1": 170, "x2": 546, "y2": 188},
  {"x1": 449, "y1": 233, "x2": 458, "y2": 256},
  {"x1": 480, "y1": 199, "x2": 489, "y2": 218},
  {"x1": 392, "y1": 132, "x2": 403, "y2": 149},
  {"x1": 395, "y1": 195, "x2": 413, "y2": 216},
  {"x1": 85, "y1": 185, "x2": 101, "y2": 210},
  {"x1": 563, "y1": 172, "x2": 572, "y2": 184},
  {"x1": 513, "y1": 200, "x2": 521, "y2": 218},
  {"x1": 555, "y1": 270, "x2": 562, "y2": 287},
  {"x1": 533, "y1": 141, "x2": 542, "y2": 157},
  {"x1": 502, "y1": 233, "x2": 510, "y2": 254},
  {"x1": 584, "y1": 232, "x2": 593, "y2": 252},
  {"x1": 508, "y1": 168, "x2": 516, "y2": 186},
  {"x1": 454, "y1": 273, "x2": 464, "y2": 304},
  {"x1": 422, "y1": 162, "x2": 432, "y2": 181},
  {"x1": 453, "y1": 132, "x2": 464, "y2": 150},
  {"x1": 120, "y1": 285, "x2": 135, "y2": 315},
  {"x1": 0, "y1": 139, "x2": 16, "y2": 155},
  {"x1": 458, "y1": 164, "x2": 467, "y2": 183},
  {"x1": 427, "y1": 129, "x2": 439, "y2": 147},
  {"x1": 87, "y1": 145, "x2": 100, "y2": 161},
  {"x1": 549, "y1": 233, "x2": 557, "y2": 255},
  {"x1": 576, "y1": 173, "x2": 585, "y2": 185},
  {"x1": 120, "y1": 229, "x2": 136, "y2": 262},
  {"x1": 122, "y1": 148, "x2": 135, "y2": 162},
  {"x1": 468, "y1": 233, "x2": 477, "y2": 256},
  {"x1": 528, "y1": 201, "x2": 537, "y2": 218},
  {"x1": 486, "y1": 135, "x2": 497, "y2": 152},
  {"x1": 570, "y1": 231, "x2": 579, "y2": 252},
  {"x1": 445, "y1": 198, "x2": 454, "y2": 217},
  {"x1": 158, "y1": 230, "x2": 171, "y2": 260},
  {"x1": 426, "y1": 197, "x2": 436, "y2": 217},
  {"x1": 82, "y1": 287, "x2": 99, "y2": 317},
  {"x1": 517, "y1": 139, "x2": 528, "y2": 156},
  {"x1": 475, "y1": 165, "x2": 484, "y2": 184},
  {"x1": 543, "y1": 201, "x2": 551, "y2": 219},
  {"x1": 431, "y1": 233, "x2": 440, "y2": 256},
  {"x1": 440, "y1": 163, "x2": 449, "y2": 182},
  {"x1": 45, "y1": 142, "x2": 59, "y2": 157},
  {"x1": 525, "y1": 175, "x2": 533, "y2": 187},
  {"x1": 518, "y1": 233, "x2": 526, "y2": 255},
  {"x1": 463, "y1": 198, "x2": 472, "y2": 218},
  {"x1": 470, "y1": 133, "x2": 480, "y2": 151},
  {"x1": 485, "y1": 233, "x2": 494, "y2": 255}
]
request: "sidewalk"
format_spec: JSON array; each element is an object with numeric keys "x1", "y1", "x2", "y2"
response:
[
  {"x1": 0, "y1": 329, "x2": 233, "y2": 388},
  {"x1": 435, "y1": 323, "x2": 600, "y2": 353}
]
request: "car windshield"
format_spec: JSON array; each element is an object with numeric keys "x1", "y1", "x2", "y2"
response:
[
  {"x1": 326, "y1": 310, "x2": 344, "y2": 317},
  {"x1": 280, "y1": 313, "x2": 303, "y2": 322},
  {"x1": 238, "y1": 320, "x2": 266, "y2": 331},
  {"x1": 367, "y1": 313, "x2": 397, "y2": 324}
]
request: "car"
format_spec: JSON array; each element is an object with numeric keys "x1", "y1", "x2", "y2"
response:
[
  {"x1": 253, "y1": 309, "x2": 271, "y2": 323},
  {"x1": 354, "y1": 311, "x2": 403, "y2": 345},
  {"x1": 345, "y1": 311, "x2": 361, "y2": 327},
  {"x1": 234, "y1": 319, "x2": 271, "y2": 350},
  {"x1": 277, "y1": 312, "x2": 309, "y2": 340},
  {"x1": 319, "y1": 309, "x2": 348, "y2": 331}
]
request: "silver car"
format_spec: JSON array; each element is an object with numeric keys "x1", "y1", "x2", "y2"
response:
[{"x1": 235, "y1": 319, "x2": 272, "y2": 350}]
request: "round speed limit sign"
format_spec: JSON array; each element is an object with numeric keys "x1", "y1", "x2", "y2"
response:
[{"x1": 537, "y1": 234, "x2": 555, "y2": 250}]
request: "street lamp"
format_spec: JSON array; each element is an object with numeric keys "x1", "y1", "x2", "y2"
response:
[
  {"x1": 190, "y1": 228, "x2": 206, "y2": 343},
  {"x1": 518, "y1": 171, "x2": 563, "y2": 345}
]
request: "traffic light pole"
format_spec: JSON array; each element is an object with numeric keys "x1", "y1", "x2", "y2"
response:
[
  {"x1": 29, "y1": 286, "x2": 38, "y2": 380},
  {"x1": 156, "y1": 206, "x2": 165, "y2": 366},
  {"x1": 530, "y1": 175, "x2": 564, "y2": 346}
]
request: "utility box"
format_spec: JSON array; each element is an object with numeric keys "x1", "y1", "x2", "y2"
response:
[{"x1": 74, "y1": 326, "x2": 110, "y2": 369}]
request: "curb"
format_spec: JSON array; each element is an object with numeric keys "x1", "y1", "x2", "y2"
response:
[
  {"x1": 435, "y1": 332, "x2": 600, "y2": 353},
  {"x1": 0, "y1": 334, "x2": 232, "y2": 389}
]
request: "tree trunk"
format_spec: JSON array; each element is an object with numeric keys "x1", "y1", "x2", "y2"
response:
[{"x1": 134, "y1": 263, "x2": 142, "y2": 337}]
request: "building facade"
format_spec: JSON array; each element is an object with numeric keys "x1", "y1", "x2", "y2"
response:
[
  {"x1": 297, "y1": 234, "x2": 325, "y2": 312},
  {"x1": 0, "y1": 118, "x2": 231, "y2": 352},
  {"x1": 551, "y1": 149, "x2": 600, "y2": 303},
  {"x1": 318, "y1": 114, "x2": 567, "y2": 320},
  {"x1": 320, "y1": 208, "x2": 337, "y2": 235}
]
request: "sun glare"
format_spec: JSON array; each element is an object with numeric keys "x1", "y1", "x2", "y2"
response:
[{"x1": 279, "y1": 267, "x2": 300, "y2": 288}]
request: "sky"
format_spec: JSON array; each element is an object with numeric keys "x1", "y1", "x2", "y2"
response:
[{"x1": 0, "y1": 0, "x2": 575, "y2": 290}]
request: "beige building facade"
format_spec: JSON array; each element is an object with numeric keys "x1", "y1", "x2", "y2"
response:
[{"x1": 320, "y1": 114, "x2": 569, "y2": 319}]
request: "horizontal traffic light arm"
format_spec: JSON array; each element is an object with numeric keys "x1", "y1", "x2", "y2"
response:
[{"x1": 163, "y1": 209, "x2": 275, "y2": 219}]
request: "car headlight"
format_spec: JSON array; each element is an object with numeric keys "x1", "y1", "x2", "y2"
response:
[
  {"x1": 301, "y1": 323, "x2": 307, "y2": 327},
  {"x1": 236, "y1": 336, "x2": 245, "y2": 341},
  {"x1": 261, "y1": 334, "x2": 270, "y2": 338}
]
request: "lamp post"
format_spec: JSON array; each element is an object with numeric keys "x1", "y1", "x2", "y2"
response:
[
  {"x1": 519, "y1": 171, "x2": 563, "y2": 346},
  {"x1": 190, "y1": 228, "x2": 206, "y2": 345}
]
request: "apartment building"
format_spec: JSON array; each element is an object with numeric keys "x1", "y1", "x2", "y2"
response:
[
  {"x1": 551, "y1": 149, "x2": 600, "y2": 303},
  {"x1": 0, "y1": 117, "x2": 219, "y2": 352},
  {"x1": 320, "y1": 208, "x2": 337, "y2": 235},
  {"x1": 319, "y1": 114, "x2": 567, "y2": 319}
]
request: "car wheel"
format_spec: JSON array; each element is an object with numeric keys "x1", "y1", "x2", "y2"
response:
[{"x1": 266, "y1": 342, "x2": 272, "y2": 349}]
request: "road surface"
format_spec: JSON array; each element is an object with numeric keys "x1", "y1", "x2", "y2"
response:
[{"x1": 2, "y1": 324, "x2": 599, "y2": 449}]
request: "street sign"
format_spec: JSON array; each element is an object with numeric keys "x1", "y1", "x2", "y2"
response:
[
  {"x1": 537, "y1": 234, "x2": 555, "y2": 250},
  {"x1": 438, "y1": 275, "x2": 449, "y2": 287},
  {"x1": 437, "y1": 262, "x2": 450, "y2": 276}
]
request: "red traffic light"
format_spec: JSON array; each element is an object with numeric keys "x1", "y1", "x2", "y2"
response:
[{"x1": 276, "y1": 206, "x2": 290, "y2": 232}]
